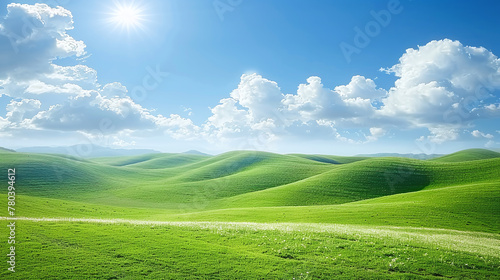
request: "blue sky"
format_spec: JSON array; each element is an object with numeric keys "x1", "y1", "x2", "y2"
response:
[{"x1": 0, "y1": 0, "x2": 500, "y2": 155}]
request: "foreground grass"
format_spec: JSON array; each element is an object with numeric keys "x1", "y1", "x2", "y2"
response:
[{"x1": 1, "y1": 219, "x2": 498, "y2": 279}]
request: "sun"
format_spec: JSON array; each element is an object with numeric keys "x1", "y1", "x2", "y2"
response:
[{"x1": 109, "y1": 2, "x2": 146, "y2": 32}]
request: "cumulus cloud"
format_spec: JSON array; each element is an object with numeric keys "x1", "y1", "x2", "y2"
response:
[
  {"x1": 0, "y1": 3, "x2": 188, "y2": 146},
  {"x1": 0, "y1": 3, "x2": 94, "y2": 103},
  {"x1": 283, "y1": 76, "x2": 376, "y2": 122},
  {"x1": 1, "y1": 65, "x2": 97, "y2": 100},
  {"x1": 485, "y1": 140, "x2": 496, "y2": 148},
  {"x1": 381, "y1": 81, "x2": 456, "y2": 122},
  {"x1": 334, "y1": 75, "x2": 386, "y2": 100},
  {"x1": 29, "y1": 92, "x2": 159, "y2": 132},
  {"x1": 1, "y1": 3, "x2": 499, "y2": 151},
  {"x1": 207, "y1": 98, "x2": 249, "y2": 131},
  {"x1": 382, "y1": 39, "x2": 500, "y2": 92},
  {"x1": 203, "y1": 40, "x2": 500, "y2": 146},
  {"x1": 379, "y1": 39, "x2": 500, "y2": 126},
  {"x1": 426, "y1": 126, "x2": 460, "y2": 144},
  {"x1": 203, "y1": 74, "x2": 288, "y2": 144},
  {"x1": 374, "y1": 39, "x2": 500, "y2": 143},
  {"x1": 480, "y1": 103, "x2": 500, "y2": 118},
  {"x1": 157, "y1": 114, "x2": 200, "y2": 140},
  {"x1": 366, "y1": 127, "x2": 386, "y2": 142},
  {"x1": 6, "y1": 99, "x2": 41, "y2": 123},
  {"x1": 47, "y1": 65, "x2": 98, "y2": 88},
  {"x1": 100, "y1": 82, "x2": 128, "y2": 98},
  {"x1": 204, "y1": 74, "x2": 382, "y2": 145},
  {"x1": 0, "y1": 117, "x2": 9, "y2": 130},
  {"x1": 0, "y1": 3, "x2": 85, "y2": 80},
  {"x1": 230, "y1": 73, "x2": 284, "y2": 122},
  {"x1": 471, "y1": 130, "x2": 494, "y2": 139}
]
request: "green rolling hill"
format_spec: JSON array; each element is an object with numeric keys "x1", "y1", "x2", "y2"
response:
[
  {"x1": 0, "y1": 146, "x2": 15, "y2": 153},
  {"x1": 0, "y1": 148, "x2": 498, "y2": 233},
  {"x1": 287, "y1": 153, "x2": 369, "y2": 164},
  {"x1": 430, "y1": 148, "x2": 500, "y2": 162},
  {"x1": 164, "y1": 180, "x2": 500, "y2": 233},
  {"x1": 1, "y1": 148, "x2": 499, "y2": 279},
  {"x1": 91, "y1": 153, "x2": 210, "y2": 168}
]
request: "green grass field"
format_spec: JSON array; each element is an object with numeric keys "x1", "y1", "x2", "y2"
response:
[{"x1": 0, "y1": 148, "x2": 499, "y2": 279}]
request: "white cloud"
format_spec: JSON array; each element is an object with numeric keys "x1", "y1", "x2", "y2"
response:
[
  {"x1": 382, "y1": 39, "x2": 500, "y2": 92},
  {"x1": 112, "y1": 138, "x2": 136, "y2": 147},
  {"x1": 157, "y1": 114, "x2": 200, "y2": 140},
  {"x1": 1, "y1": 4, "x2": 499, "y2": 152},
  {"x1": 0, "y1": 3, "x2": 96, "y2": 107},
  {"x1": 366, "y1": 127, "x2": 386, "y2": 142},
  {"x1": 381, "y1": 81, "x2": 455, "y2": 121},
  {"x1": 6, "y1": 99, "x2": 41, "y2": 123},
  {"x1": 182, "y1": 106, "x2": 193, "y2": 116},
  {"x1": 24, "y1": 80, "x2": 87, "y2": 95},
  {"x1": 47, "y1": 65, "x2": 98, "y2": 88},
  {"x1": 0, "y1": 65, "x2": 97, "y2": 99},
  {"x1": 28, "y1": 91, "x2": 160, "y2": 132},
  {"x1": 426, "y1": 126, "x2": 459, "y2": 144},
  {"x1": 0, "y1": 117, "x2": 9, "y2": 130},
  {"x1": 485, "y1": 104, "x2": 500, "y2": 111},
  {"x1": 471, "y1": 130, "x2": 494, "y2": 139},
  {"x1": 0, "y1": 3, "x2": 85, "y2": 80},
  {"x1": 203, "y1": 74, "x2": 290, "y2": 145},
  {"x1": 379, "y1": 39, "x2": 500, "y2": 127},
  {"x1": 335, "y1": 75, "x2": 386, "y2": 100},
  {"x1": 230, "y1": 73, "x2": 284, "y2": 123},
  {"x1": 485, "y1": 140, "x2": 497, "y2": 148},
  {"x1": 204, "y1": 40, "x2": 500, "y2": 146},
  {"x1": 283, "y1": 76, "x2": 376, "y2": 122},
  {"x1": 481, "y1": 103, "x2": 500, "y2": 117},
  {"x1": 100, "y1": 82, "x2": 128, "y2": 98},
  {"x1": 204, "y1": 75, "x2": 383, "y2": 145},
  {"x1": 206, "y1": 98, "x2": 249, "y2": 129},
  {"x1": 0, "y1": 3, "x2": 185, "y2": 144}
]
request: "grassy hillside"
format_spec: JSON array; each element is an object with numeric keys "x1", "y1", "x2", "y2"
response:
[
  {"x1": 90, "y1": 153, "x2": 170, "y2": 166},
  {"x1": 1, "y1": 150, "x2": 498, "y2": 211},
  {"x1": 0, "y1": 150, "x2": 497, "y2": 232},
  {"x1": 91, "y1": 153, "x2": 209, "y2": 168},
  {"x1": 288, "y1": 154, "x2": 369, "y2": 164},
  {"x1": 163, "y1": 182, "x2": 500, "y2": 233},
  {"x1": 16, "y1": 145, "x2": 160, "y2": 158},
  {"x1": 2, "y1": 219, "x2": 498, "y2": 279},
  {"x1": 213, "y1": 157, "x2": 430, "y2": 208},
  {"x1": 0, "y1": 152, "x2": 124, "y2": 197},
  {"x1": 1, "y1": 149, "x2": 499, "y2": 279},
  {"x1": 0, "y1": 146, "x2": 15, "y2": 153},
  {"x1": 430, "y1": 148, "x2": 500, "y2": 162},
  {"x1": 14, "y1": 179, "x2": 500, "y2": 233}
]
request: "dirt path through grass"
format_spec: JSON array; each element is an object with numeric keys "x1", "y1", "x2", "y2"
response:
[{"x1": 2, "y1": 216, "x2": 499, "y2": 258}]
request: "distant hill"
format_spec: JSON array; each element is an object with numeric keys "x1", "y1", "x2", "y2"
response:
[
  {"x1": 430, "y1": 148, "x2": 500, "y2": 162},
  {"x1": 356, "y1": 153, "x2": 443, "y2": 160},
  {"x1": 91, "y1": 153, "x2": 210, "y2": 168},
  {"x1": 16, "y1": 145, "x2": 161, "y2": 158},
  {"x1": 0, "y1": 147, "x2": 16, "y2": 153},
  {"x1": 183, "y1": 150, "x2": 211, "y2": 156},
  {"x1": 289, "y1": 154, "x2": 368, "y2": 164}
]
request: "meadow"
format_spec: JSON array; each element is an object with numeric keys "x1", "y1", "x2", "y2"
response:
[{"x1": 0, "y1": 148, "x2": 499, "y2": 279}]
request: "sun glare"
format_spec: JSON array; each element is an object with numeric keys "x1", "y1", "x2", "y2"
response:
[{"x1": 109, "y1": 2, "x2": 146, "y2": 32}]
